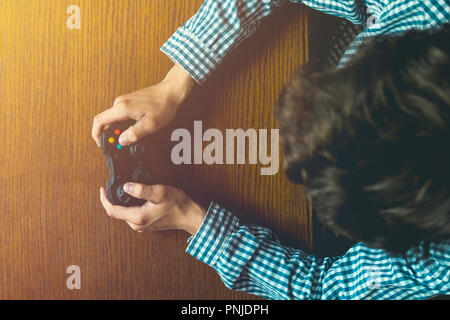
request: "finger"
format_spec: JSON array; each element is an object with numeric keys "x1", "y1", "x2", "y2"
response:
[
  {"x1": 118, "y1": 117, "x2": 156, "y2": 146},
  {"x1": 123, "y1": 183, "x2": 166, "y2": 204},
  {"x1": 126, "y1": 221, "x2": 145, "y2": 233},
  {"x1": 99, "y1": 187, "x2": 146, "y2": 225},
  {"x1": 92, "y1": 107, "x2": 129, "y2": 146}
]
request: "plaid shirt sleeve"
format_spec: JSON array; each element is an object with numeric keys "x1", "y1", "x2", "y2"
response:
[
  {"x1": 338, "y1": 0, "x2": 450, "y2": 65},
  {"x1": 160, "y1": 0, "x2": 368, "y2": 84},
  {"x1": 161, "y1": 0, "x2": 449, "y2": 83},
  {"x1": 187, "y1": 202, "x2": 450, "y2": 300}
]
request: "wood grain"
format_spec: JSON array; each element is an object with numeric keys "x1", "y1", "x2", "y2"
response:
[{"x1": 0, "y1": 0, "x2": 311, "y2": 299}]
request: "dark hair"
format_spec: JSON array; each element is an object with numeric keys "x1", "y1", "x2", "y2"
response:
[{"x1": 276, "y1": 23, "x2": 450, "y2": 254}]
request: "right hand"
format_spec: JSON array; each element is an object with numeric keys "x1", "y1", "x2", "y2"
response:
[{"x1": 92, "y1": 63, "x2": 195, "y2": 147}]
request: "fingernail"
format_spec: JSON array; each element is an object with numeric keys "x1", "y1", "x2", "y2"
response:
[
  {"x1": 119, "y1": 134, "x2": 127, "y2": 145},
  {"x1": 124, "y1": 183, "x2": 133, "y2": 193}
]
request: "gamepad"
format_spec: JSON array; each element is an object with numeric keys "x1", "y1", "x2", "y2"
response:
[{"x1": 100, "y1": 120, "x2": 152, "y2": 206}]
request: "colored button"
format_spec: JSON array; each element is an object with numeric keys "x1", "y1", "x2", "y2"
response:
[
  {"x1": 115, "y1": 129, "x2": 121, "y2": 135},
  {"x1": 108, "y1": 137, "x2": 115, "y2": 144},
  {"x1": 117, "y1": 144, "x2": 123, "y2": 150}
]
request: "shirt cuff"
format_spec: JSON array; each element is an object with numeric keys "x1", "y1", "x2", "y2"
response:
[
  {"x1": 160, "y1": 27, "x2": 221, "y2": 85},
  {"x1": 186, "y1": 202, "x2": 240, "y2": 267}
]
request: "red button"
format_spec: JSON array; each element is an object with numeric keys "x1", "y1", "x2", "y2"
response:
[{"x1": 115, "y1": 129, "x2": 121, "y2": 135}]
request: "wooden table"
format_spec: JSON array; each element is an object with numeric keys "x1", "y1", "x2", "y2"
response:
[{"x1": 0, "y1": 0, "x2": 311, "y2": 299}]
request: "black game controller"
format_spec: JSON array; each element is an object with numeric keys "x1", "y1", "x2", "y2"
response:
[{"x1": 100, "y1": 120, "x2": 152, "y2": 207}]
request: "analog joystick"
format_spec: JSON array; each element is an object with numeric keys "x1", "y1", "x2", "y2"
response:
[
  {"x1": 133, "y1": 167, "x2": 152, "y2": 184},
  {"x1": 116, "y1": 185, "x2": 131, "y2": 205},
  {"x1": 130, "y1": 143, "x2": 146, "y2": 159}
]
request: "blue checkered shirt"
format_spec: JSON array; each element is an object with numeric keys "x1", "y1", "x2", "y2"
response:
[{"x1": 161, "y1": 0, "x2": 450, "y2": 299}]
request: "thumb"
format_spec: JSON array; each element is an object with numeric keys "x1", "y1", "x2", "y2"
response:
[
  {"x1": 123, "y1": 183, "x2": 166, "y2": 204},
  {"x1": 119, "y1": 118, "x2": 155, "y2": 146}
]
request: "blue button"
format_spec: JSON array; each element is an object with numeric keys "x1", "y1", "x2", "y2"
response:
[{"x1": 117, "y1": 144, "x2": 123, "y2": 150}]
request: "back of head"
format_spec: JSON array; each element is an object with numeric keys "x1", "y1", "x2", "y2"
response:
[{"x1": 276, "y1": 23, "x2": 450, "y2": 254}]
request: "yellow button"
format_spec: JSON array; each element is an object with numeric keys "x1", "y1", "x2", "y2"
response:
[{"x1": 108, "y1": 137, "x2": 115, "y2": 144}]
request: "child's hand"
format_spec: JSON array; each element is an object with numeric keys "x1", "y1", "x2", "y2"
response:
[
  {"x1": 92, "y1": 63, "x2": 195, "y2": 147},
  {"x1": 100, "y1": 183, "x2": 206, "y2": 236}
]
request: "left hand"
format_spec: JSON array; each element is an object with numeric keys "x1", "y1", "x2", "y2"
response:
[{"x1": 100, "y1": 183, "x2": 206, "y2": 235}]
